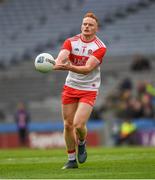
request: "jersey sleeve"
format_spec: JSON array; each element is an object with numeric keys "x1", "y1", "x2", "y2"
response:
[
  {"x1": 92, "y1": 47, "x2": 106, "y2": 64},
  {"x1": 61, "y1": 39, "x2": 72, "y2": 52}
]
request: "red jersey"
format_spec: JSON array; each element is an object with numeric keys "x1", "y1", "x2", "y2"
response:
[{"x1": 62, "y1": 34, "x2": 106, "y2": 91}]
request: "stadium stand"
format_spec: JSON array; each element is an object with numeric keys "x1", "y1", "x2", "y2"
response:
[
  {"x1": 0, "y1": 0, "x2": 155, "y2": 123},
  {"x1": 101, "y1": 3, "x2": 155, "y2": 56},
  {"x1": 1, "y1": 0, "x2": 155, "y2": 66}
]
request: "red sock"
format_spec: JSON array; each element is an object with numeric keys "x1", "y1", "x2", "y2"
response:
[{"x1": 67, "y1": 149, "x2": 76, "y2": 161}]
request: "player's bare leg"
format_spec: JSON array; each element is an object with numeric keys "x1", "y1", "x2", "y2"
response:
[
  {"x1": 61, "y1": 103, "x2": 78, "y2": 169},
  {"x1": 74, "y1": 102, "x2": 93, "y2": 163}
]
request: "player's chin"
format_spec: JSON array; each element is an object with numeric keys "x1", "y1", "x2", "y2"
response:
[{"x1": 83, "y1": 32, "x2": 91, "y2": 36}]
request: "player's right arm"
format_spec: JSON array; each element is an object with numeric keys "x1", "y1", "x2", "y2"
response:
[
  {"x1": 53, "y1": 49, "x2": 70, "y2": 70},
  {"x1": 53, "y1": 38, "x2": 73, "y2": 70},
  {"x1": 53, "y1": 38, "x2": 71, "y2": 70}
]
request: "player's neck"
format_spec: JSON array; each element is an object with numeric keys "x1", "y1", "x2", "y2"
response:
[{"x1": 80, "y1": 34, "x2": 96, "y2": 42}]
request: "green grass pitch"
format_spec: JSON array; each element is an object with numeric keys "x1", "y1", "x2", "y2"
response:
[{"x1": 0, "y1": 147, "x2": 155, "y2": 179}]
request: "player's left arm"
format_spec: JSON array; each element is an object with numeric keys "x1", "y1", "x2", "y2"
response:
[{"x1": 68, "y1": 56, "x2": 100, "y2": 75}]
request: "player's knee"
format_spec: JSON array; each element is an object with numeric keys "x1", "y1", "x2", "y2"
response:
[{"x1": 64, "y1": 122, "x2": 73, "y2": 131}]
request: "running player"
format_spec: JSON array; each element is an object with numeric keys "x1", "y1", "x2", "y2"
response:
[{"x1": 54, "y1": 12, "x2": 107, "y2": 169}]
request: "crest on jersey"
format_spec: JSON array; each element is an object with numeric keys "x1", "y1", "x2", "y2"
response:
[
  {"x1": 88, "y1": 49, "x2": 93, "y2": 55},
  {"x1": 82, "y1": 46, "x2": 87, "y2": 54}
]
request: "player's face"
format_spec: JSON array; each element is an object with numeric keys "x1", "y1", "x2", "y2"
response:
[{"x1": 81, "y1": 17, "x2": 98, "y2": 37}]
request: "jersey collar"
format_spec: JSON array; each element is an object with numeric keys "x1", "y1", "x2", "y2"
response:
[{"x1": 80, "y1": 34, "x2": 96, "y2": 43}]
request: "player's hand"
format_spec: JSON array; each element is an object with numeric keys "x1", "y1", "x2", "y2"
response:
[{"x1": 53, "y1": 58, "x2": 71, "y2": 70}]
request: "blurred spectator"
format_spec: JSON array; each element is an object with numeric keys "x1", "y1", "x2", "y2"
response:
[
  {"x1": 115, "y1": 119, "x2": 137, "y2": 145},
  {"x1": 120, "y1": 89, "x2": 132, "y2": 102},
  {"x1": 136, "y1": 81, "x2": 155, "y2": 118},
  {"x1": 141, "y1": 94, "x2": 154, "y2": 118},
  {"x1": 130, "y1": 54, "x2": 151, "y2": 71},
  {"x1": 146, "y1": 83, "x2": 155, "y2": 106},
  {"x1": 14, "y1": 102, "x2": 30, "y2": 146},
  {"x1": 126, "y1": 98, "x2": 144, "y2": 119},
  {"x1": 136, "y1": 81, "x2": 147, "y2": 98},
  {"x1": 119, "y1": 77, "x2": 133, "y2": 92},
  {"x1": 146, "y1": 83, "x2": 155, "y2": 97},
  {"x1": 116, "y1": 97, "x2": 143, "y2": 119}
]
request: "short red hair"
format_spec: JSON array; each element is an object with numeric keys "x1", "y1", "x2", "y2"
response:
[{"x1": 83, "y1": 12, "x2": 100, "y2": 27}]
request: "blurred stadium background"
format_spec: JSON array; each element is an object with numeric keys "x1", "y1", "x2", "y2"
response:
[{"x1": 0, "y1": 0, "x2": 155, "y2": 149}]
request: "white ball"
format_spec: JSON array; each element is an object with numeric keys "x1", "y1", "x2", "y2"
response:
[{"x1": 34, "y1": 53, "x2": 55, "y2": 73}]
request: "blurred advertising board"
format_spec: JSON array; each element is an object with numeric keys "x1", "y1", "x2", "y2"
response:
[
  {"x1": 136, "y1": 130, "x2": 155, "y2": 146},
  {"x1": 0, "y1": 121, "x2": 104, "y2": 149}
]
